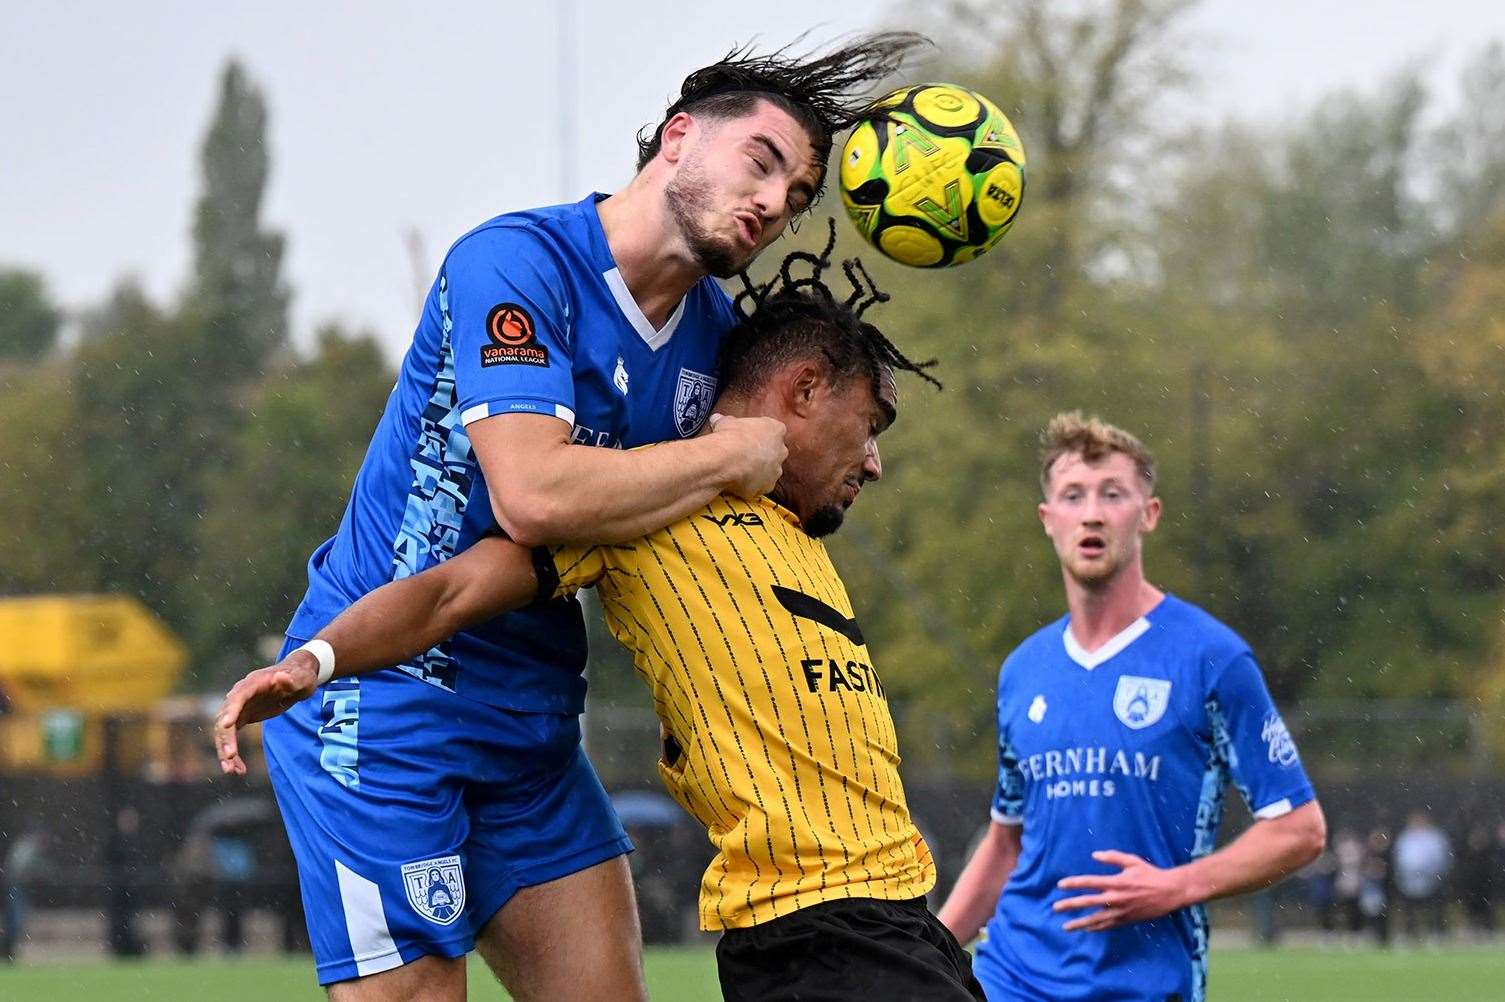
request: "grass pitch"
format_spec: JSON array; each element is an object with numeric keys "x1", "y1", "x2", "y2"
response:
[{"x1": 1, "y1": 944, "x2": 1502, "y2": 999}]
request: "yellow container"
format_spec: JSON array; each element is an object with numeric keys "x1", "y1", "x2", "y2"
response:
[{"x1": 0, "y1": 594, "x2": 187, "y2": 713}]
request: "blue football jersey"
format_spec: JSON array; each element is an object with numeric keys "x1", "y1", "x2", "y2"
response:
[
  {"x1": 286, "y1": 194, "x2": 735, "y2": 714},
  {"x1": 974, "y1": 594, "x2": 1315, "y2": 1002}
]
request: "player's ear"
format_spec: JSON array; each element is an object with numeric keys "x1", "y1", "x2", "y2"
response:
[
  {"x1": 658, "y1": 112, "x2": 695, "y2": 165},
  {"x1": 786, "y1": 362, "x2": 823, "y2": 418},
  {"x1": 1140, "y1": 496, "x2": 1162, "y2": 533}
]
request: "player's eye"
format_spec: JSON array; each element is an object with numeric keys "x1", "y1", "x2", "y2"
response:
[{"x1": 749, "y1": 155, "x2": 769, "y2": 174}]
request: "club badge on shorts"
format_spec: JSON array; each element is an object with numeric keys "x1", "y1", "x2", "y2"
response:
[
  {"x1": 401, "y1": 854, "x2": 466, "y2": 925},
  {"x1": 1113, "y1": 675, "x2": 1171, "y2": 730},
  {"x1": 674, "y1": 368, "x2": 717, "y2": 437}
]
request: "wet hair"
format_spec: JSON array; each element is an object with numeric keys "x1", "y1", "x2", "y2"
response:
[
  {"x1": 636, "y1": 32, "x2": 929, "y2": 199},
  {"x1": 1038, "y1": 411, "x2": 1157, "y2": 498},
  {"x1": 717, "y1": 220, "x2": 941, "y2": 409}
]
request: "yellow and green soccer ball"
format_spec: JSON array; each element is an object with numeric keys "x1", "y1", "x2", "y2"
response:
[{"x1": 840, "y1": 83, "x2": 1026, "y2": 268}]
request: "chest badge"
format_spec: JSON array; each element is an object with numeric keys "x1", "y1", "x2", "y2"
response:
[
  {"x1": 1113, "y1": 675, "x2": 1172, "y2": 730},
  {"x1": 613, "y1": 355, "x2": 630, "y2": 396},
  {"x1": 674, "y1": 367, "x2": 717, "y2": 437},
  {"x1": 1027, "y1": 695, "x2": 1047, "y2": 723}
]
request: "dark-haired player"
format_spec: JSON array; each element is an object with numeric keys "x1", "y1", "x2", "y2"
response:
[
  {"x1": 220, "y1": 255, "x2": 985, "y2": 1001},
  {"x1": 253, "y1": 34, "x2": 924, "y2": 1002}
]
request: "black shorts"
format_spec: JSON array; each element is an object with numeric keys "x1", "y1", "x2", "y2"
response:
[{"x1": 716, "y1": 896, "x2": 986, "y2": 1002}]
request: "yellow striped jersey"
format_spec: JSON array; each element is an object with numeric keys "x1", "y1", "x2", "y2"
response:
[{"x1": 537, "y1": 493, "x2": 935, "y2": 930}]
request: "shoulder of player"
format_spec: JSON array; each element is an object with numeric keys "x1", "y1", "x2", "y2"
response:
[
  {"x1": 694, "y1": 276, "x2": 737, "y2": 317},
  {"x1": 1154, "y1": 594, "x2": 1252, "y2": 657},
  {"x1": 997, "y1": 615, "x2": 1068, "y2": 685},
  {"x1": 442, "y1": 215, "x2": 572, "y2": 277}
]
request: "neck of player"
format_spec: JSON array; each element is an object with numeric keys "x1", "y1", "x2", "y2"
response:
[
  {"x1": 702, "y1": 391, "x2": 805, "y2": 521},
  {"x1": 1063, "y1": 560, "x2": 1164, "y2": 654},
  {"x1": 597, "y1": 177, "x2": 708, "y2": 330}
]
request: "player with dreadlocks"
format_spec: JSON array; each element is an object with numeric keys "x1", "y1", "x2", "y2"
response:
[
  {"x1": 239, "y1": 32, "x2": 925, "y2": 1001},
  {"x1": 220, "y1": 240, "x2": 985, "y2": 1001}
]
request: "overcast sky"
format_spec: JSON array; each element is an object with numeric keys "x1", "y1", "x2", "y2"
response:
[{"x1": 4, "y1": 1, "x2": 1504, "y2": 358}]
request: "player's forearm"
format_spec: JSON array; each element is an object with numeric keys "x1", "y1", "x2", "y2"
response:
[
  {"x1": 938, "y1": 824, "x2": 1021, "y2": 944},
  {"x1": 492, "y1": 435, "x2": 731, "y2": 546},
  {"x1": 314, "y1": 539, "x2": 539, "y2": 678},
  {"x1": 1173, "y1": 801, "x2": 1327, "y2": 907}
]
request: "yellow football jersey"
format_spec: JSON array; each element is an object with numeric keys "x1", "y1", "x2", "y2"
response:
[{"x1": 541, "y1": 493, "x2": 935, "y2": 930}]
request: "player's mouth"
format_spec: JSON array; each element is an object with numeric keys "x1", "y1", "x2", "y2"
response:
[
  {"x1": 1078, "y1": 534, "x2": 1106, "y2": 556},
  {"x1": 841, "y1": 478, "x2": 863, "y2": 507},
  {"x1": 734, "y1": 211, "x2": 762, "y2": 247}
]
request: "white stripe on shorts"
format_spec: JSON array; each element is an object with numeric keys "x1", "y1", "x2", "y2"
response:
[{"x1": 336, "y1": 858, "x2": 404, "y2": 977}]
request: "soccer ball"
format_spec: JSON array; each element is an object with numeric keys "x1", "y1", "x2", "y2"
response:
[{"x1": 840, "y1": 83, "x2": 1026, "y2": 268}]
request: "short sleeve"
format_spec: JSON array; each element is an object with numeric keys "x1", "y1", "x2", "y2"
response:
[
  {"x1": 444, "y1": 226, "x2": 579, "y2": 427},
  {"x1": 990, "y1": 724, "x2": 1025, "y2": 826},
  {"x1": 1207, "y1": 651, "x2": 1316, "y2": 820}
]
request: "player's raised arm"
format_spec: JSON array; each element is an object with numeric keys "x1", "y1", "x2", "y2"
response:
[{"x1": 214, "y1": 536, "x2": 538, "y2": 774}]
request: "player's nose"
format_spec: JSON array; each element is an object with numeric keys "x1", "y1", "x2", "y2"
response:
[
  {"x1": 863, "y1": 439, "x2": 882, "y2": 481},
  {"x1": 753, "y1": 179, "x2": 787, "y2": 224}
]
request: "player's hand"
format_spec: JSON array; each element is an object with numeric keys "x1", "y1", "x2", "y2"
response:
[
  {"x1": 1053, "y1": 850, "x2": 1192, "y2": 932},
  {"x1": 708, "y1": 413, "x2": 787, "y2": 498},
  {"x1": 213, "y1": 651, "x2": 322, "y2": 776}
]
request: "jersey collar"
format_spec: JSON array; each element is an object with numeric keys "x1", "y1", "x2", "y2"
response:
[
  {"x1": 758, "y1": 495, "x2": 802, "y2": 527},
  {"x1": 603, "y1": 267, "x2": 686, "y2": 352},
  {"x1": 1062, "y1": 615, "x2": 1152, "y2": 671},
  {"x1": 586, "y1": 194, "x2": 688, "y2": 352}
]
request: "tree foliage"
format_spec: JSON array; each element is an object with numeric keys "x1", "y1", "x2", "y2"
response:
[
  {"x1": 3, "y1": 15, "x2": 1504, "y2": 769},
  {"x1": 805, "y1": 2, "x2": 1505, "y2": 772},
  {"x1": 0, "y1": 269, "x2": 62, "y2": 362}
]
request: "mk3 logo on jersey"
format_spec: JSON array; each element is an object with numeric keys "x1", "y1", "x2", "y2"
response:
[
  {"x1": 401, "y1": 854, "x2": 466, "y2": 926},
  {"x1": 1113, "y1": 675, "x2": 1172, "y2": 730},
  {"x1": 674, "y1": 367, "x2": 716, "y2": 437},
  {"x1": 701, "y1": 511, "x2": 763, "y2": 528},
  {"x1": 481, "y1": 303, "x2": 549, "y2": 368}
]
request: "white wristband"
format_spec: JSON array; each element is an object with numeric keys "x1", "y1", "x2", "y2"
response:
[{"x1": 296, "y1": 639, "x2": 336, "y2": 686}]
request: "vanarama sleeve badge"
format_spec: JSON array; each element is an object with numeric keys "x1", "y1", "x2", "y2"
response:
[{"x1": 481, "y1": 303, "x2": 549, "y2": 367}]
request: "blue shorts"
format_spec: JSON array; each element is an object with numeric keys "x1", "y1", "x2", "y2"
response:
[{"x1": 263, "y1": 643, "x2": 631, "y2": 986}]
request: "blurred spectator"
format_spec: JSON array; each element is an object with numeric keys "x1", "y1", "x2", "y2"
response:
[
  {"x1": 1458, "y1": 823, "x2": 1497, "y2": 934},
  {"x1": 1360, "y1": 828, "x2": 1392, "y2": 945},
  {"x1": 1393, "y1": 810, "x2": 1452, "y2": 940},
  {"x1": 1333, "y1": 829, "x2": 1366, "y2": 934},
  {"x1": 0, "y1": 836, "x2": 12, "y2": 962},
  {"x1": 172, "y1": 797, "x2": 291, "y2": 955},
  {"x1": 1302, "y1": 841, "x2": 1338, "y2": 933},
  {"x1": 104, "y1": 805, "x2": 147, "y2": 957}
]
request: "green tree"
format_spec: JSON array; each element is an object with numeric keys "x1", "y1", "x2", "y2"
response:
[
  {"x1": 71, "y1": 283, "x2": 219, "y2": 624},
  {"x1": 189, "y1": 326, "x2": 394, "y2": 683},
  {"x1": 0, "y1": 268, "x2": 62, "y2": 362},
  {"x1": 190, "y1": 60, "x2": 289, "y2": 381},
  {"x1": 0, "y1": 365, "x2": 94, "y2": 593}
]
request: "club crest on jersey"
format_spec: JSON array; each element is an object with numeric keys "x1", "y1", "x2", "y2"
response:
[
  {"x1": 1028, "y1": 695, "x2": 1047, "y2": 723},
  {"x1": 674, "y1": 368, "x2": 717, "y2": 437},
  {"x1": 1113, "y1": 675, "x2": 1171, "y2": 730},
  {"x1": 401, "y1": 854, "x2": 465, "y2": 926}
]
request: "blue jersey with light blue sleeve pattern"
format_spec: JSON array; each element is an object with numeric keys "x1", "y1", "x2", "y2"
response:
[
  {"x1": 974, "y1": 594, "x2": 1314, "y2": 1002},
  {"x1": 285, "y1": 194, "x2": 735, "y2": 714}
]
